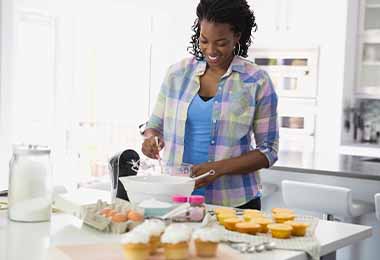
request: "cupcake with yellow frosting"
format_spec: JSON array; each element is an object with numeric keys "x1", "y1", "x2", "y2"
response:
[
  {"x1": 192, "y1": 227, "x2": 222, "y2": 257},
  {"x1": 121, "y1": 230, "x2": 150, "y2": 260},
  {"x1": 271, "y1": 208, "x2": 294, "y2": 215},
  {"x1": 243, "y1": 209, "x2": 264, "y2": 221},
  {"x1": 214, "y1": 207, "x2": 236, "y2": 216},
  {"x1": 223, "y1": 217, "x2": 242, "y2": 231},
  {"x1": 273, "y1": 212, "x2": 296, "y2": 223},
  {"x1": 267, "y1": 223, "x2": 293, "y2": 239},
  {"x1": 217, "y1": 212, "x2": 236, "y2": 225},
  {"x1": 235, "y1": 222, "x2": 261, "y2": 235},
  {"x1": 285, "y1": 221, "x2": 309, "y2": 236},
  {"x1": 250, "y1": 218, "x2": 274, "y2": 233},
  {"x1": 161, "y1": 224, "x2": 192, "y2": 260}
]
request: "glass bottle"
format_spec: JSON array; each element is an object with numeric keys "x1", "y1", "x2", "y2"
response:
[{"x1": 8, "y1": 145, "x2": 52, "y2": 222}]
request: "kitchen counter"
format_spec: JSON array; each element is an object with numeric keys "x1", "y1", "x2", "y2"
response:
[
  {"x1": 272, "y1": 151, "x2": 380, "y2": 181},
  {"x1": 0, "y1": 209, "x2": 372, "y2": 260}
]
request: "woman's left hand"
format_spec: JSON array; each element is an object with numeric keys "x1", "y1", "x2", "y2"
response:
[{"x1": 191, "y1": 162, "x2": 222, "y2": 189}]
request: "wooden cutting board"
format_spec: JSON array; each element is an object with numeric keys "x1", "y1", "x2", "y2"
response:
[{"x1": 48, "y1": 243, "x2": 242, "y2": 260}]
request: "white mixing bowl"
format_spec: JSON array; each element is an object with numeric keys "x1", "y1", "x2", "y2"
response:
[{"x1": 119, "y1": 175, "x2": 195, "y2": 204}]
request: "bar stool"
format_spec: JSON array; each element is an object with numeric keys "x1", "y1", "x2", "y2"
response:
[
  {"x1": 375, "y1": 193, "x2": 380, "y2": 221},
  {"x1": 282, "y1": 180, "x2": 374, "y2": 221}
]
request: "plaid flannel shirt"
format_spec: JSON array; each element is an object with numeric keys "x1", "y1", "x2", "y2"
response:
[{"x1": 147, "y1": 56, "x2": 279, "y2": 206}]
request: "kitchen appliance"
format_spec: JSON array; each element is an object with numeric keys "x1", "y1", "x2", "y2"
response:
[
  {"x1": 249, "y1": 48, "x2": 320, "y2": 98},
  {"x1": 8, "y1": 144, "x2": 52, "y2": 222},
  {"x1": 277, "y1": 99, "x2": 317, "y2": 153},
  {"x1": 108, "y1": 149, "x2": 140, "y2": 201}
]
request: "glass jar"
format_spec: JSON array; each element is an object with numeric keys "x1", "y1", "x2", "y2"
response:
[
  {"x1": 188, "y1": 195, "x2": 206, "y2": 222},
  {"x1": 171, "y1": 195, "x2": 188, "y2": 222},
  {"x1": 8, "y1": 145, "x2": 52, "y2": 222}
]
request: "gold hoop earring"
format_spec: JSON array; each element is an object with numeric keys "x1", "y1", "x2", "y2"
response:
[{"x1": 234, "y1": 43, "x2": 241, "y2": 56}]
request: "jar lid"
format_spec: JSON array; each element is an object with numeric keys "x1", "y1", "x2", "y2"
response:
[
  {"x1": 189, "y1": 195, "x2": 205, "y2": 204},
  {"x1": 172, "y1": 195, "x2": 188, "y2": 203},
  {"x1": 13, "y1": 144, "x2": 51, "y2": 155}
]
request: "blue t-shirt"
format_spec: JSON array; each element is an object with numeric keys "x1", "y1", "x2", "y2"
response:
[{"x1": 183, "y1": 94, "x2": 214, "y2": 195}]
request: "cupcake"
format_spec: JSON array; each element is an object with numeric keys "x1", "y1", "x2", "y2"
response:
[
  {"x1": 235, "y1": 222, "x2": 261, "y2": 235},
  {"x1": 250, "y1": 218, "x2": 274, "y2": 233},
  {"x1": 134, "y1": 219, "x2": 166, "y2": 254},
  {"x1": 192, "y1": 227, "x2": 222, "y2": 257},
  {"x1": 267, "y1": 223, "x2": 293, "y2": 239},
  {"x1": 273, "y1": 212, "x2": 296, "y2": 223},
  {"x1": 217, "y1": 213, "x2": 236, "y2": 225},
  {"x1": 214, "y1": 207, "x2": 236, "y2": 217},
  {"x1": 223, "y1": 217, "x2": 242, "y2": 231},
  {"x1": 243, "y1": 209, "x2": 264, "y2": 221},
  {"x1": 243, "y1": 209, "x2": 263, "y2": 216},
  {"x1": 284, "y1": 221, "x2": 309, "y2": 236},
  {"x1": 271, "y1": 208, "x2": 294, "y2": 215},
  {"x1": 161, "y1": 224, "x2": 192, "y2": 260},
  {"x1": 121, "y1": 230, "x2": 150, "y2": 260}
]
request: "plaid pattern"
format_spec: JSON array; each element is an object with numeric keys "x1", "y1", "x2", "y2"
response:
[{"x1": 147, "y1": 56, "x2": 279, "y2": 206}]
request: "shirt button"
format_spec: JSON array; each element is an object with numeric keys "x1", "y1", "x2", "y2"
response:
[
  {"x1": 218, "y1": 87, "x2": 222, "y2": 91},
  {"x1": 211, "y1": 140, "x2": 215, "y2": 144},
  {"x1": 213, "y1": 119, "x2": 217, "y2": 123},
  {"x1": 214, "y1": 101, "x2": 218, "y2": 104}
]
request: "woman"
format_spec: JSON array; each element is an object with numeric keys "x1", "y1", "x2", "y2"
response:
[{"x1": 142, "y1": 0, "x2": 279, "y2": 209}]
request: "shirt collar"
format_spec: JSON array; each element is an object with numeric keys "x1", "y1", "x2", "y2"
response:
[{"x1": 195, "y1": 56, "x2": 246, "y2": 77}]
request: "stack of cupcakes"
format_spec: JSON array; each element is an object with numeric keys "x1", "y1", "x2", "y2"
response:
[{"x1": 161, "y1": 224, "x2": 192, "y2": 260}]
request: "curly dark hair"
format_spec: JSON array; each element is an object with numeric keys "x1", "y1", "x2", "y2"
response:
[{"x1": 188, "y1": 0, "x2": 257, "y2": 60}]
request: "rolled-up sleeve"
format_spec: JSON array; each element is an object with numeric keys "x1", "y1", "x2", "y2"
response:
[{"x1": 252, "y1": 70, "x2": 279, "y2": 167}]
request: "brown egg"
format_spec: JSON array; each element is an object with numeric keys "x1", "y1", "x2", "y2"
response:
[
  {"x1": 104, "y1": 209, "x2": 118, "y2": 218},
  {"x1": 127, "y1": 210, "x2": 144, "y2": 222},
  {"x1": 111, "y1": 213, "x2": 128, "y2": 223},
  {"x1": 99, "y1": 207, "x2": 113, "y2": 216}
]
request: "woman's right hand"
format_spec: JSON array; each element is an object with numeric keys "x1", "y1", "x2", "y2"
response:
[{"x1": 141, "y1": 136, "x2": 165, "y2": 159}]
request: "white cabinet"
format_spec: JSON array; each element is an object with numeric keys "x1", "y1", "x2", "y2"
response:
[
  {"x1": 250, "y1": 0, "x2": 323, "y2": 46},
  {"x1": 356, "y1": 0, "x2": 380, "y2": 98}
]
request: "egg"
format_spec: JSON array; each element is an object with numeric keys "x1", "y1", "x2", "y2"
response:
[
  {"x1": 99, "y1": 207, "x2": 113, "y2": 216},
  {"x1": 111, "y1": 213, "x2": 128, "y2": 223},
  {"x1": 127, "y1": 210, "x2": 144, "y2": 222}
]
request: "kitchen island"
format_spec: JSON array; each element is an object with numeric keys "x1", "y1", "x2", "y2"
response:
[
  {"x1": 0, "y1": 210, "x2": 372, "y2": 260},
  {"x1": 260, "y1": 150, "x2": 380, "y2": 260}
]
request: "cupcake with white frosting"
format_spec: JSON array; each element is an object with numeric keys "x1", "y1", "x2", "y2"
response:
[
  {"x1": 192, "y1": 227, "x2": 222, "y2": 257},
  {"x1": 121, "y1": 230, "x2": 150, "y2": 260},
  {"x1": 134, "y1": 219, "x2": 166, "y2": 254},
  {"x1": 161, "y1": 224, "x2": 192, "y2": 260}
]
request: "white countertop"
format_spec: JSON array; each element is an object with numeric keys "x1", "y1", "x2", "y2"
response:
[
  {"x1": 0, "y1": 210, "x2": 372, "y2": 260},
  {"x1": 272, "y1": 151, "x2": 380, "y2": 180}
]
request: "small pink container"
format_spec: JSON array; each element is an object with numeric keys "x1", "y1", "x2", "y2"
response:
[{"x1": 188, "y1": 195, "x2": 206, "y2": 222}]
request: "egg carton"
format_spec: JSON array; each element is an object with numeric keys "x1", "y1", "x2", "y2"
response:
[{"x1": 83, "y1": 199, "x2": 144, "y2": 234}]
